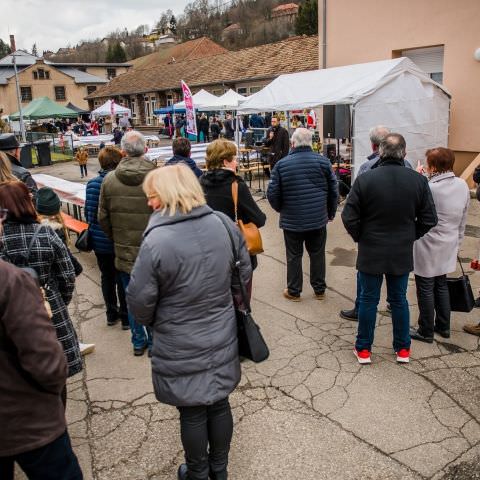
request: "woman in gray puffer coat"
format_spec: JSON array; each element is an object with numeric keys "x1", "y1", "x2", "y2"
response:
[{"x1": 127, "y1": 164, "x2": 251, "y2": 480}]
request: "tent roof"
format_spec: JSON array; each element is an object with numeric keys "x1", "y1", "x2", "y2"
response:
[
  {"x1": 240, "y1": 57, "x2": 451, "y2": 113},
  {"x1": 9, "y1": 96, "x2": 78, "y2": 119},
  {"x1": 198, "y1": 89, "x2": 247, "y2": 111},
  {"x1": 173, "y1": 89, "x2": 220, "y2": 109},
  {"x1": 65, "y1": 102, "x2": 90, "y2": 114},
  {"x1": 91, "y1": 99, "x2": 131, "y2": 116}
]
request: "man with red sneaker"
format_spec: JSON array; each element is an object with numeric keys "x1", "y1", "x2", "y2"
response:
[{"x1": 341, "y1": 134, "x2": 437, "y2": 364}]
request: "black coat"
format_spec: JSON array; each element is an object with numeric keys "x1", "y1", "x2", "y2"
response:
[
  {"x1": 341, "y1": 157, "x2": 438, "y2": 275},
  {"x1": 264, "y1": 126, "x2": 290, "y2": 168},
  {"x1": 200, "y1": 169, "x2": 266, "y2": 228}
]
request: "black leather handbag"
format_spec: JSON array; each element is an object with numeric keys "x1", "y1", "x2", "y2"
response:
[
  {"x1": 447, "y1": 258, "x2": 474, "y2": 313},
  {"x1": 75, "y1": 228, "x2": 92, "y2": 252},
  {"x1": 215, "y1": 213, "x2": 269, "y2": 363}
]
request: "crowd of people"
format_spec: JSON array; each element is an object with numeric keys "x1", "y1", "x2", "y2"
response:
[{"x1": 1, "y1": 120, "x2": 480, "y2": 479}]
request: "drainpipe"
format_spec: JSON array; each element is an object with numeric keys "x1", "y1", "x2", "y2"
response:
[{"x1": 322, "y1": 0, "x2": 327, "y2": 69}]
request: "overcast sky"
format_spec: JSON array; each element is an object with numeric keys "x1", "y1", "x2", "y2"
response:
[{"x1": 1, "y1": 0, "x2": 191, "y2": 53}]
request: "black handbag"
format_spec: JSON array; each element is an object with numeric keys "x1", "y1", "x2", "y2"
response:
[
  {"x1": 214, "y1": 213, "x2": 269, "y2": 363},
  {"x1": 447, "y1": 258, "x2": 474, "y2": 313},
  {"x1": 75, "y1": 228, "x2": 92, "y2": 252}
]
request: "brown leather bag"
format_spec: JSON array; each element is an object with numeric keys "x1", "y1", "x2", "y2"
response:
[{"x1": 232, "y1": 181, "x2": 264, "y2": 255}]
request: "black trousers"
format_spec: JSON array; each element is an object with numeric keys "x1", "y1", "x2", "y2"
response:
[
  {"x1": 79, "y1": 165, "x2": 87, "y2": 177},
  {"x1": 283, "y1": 227, "x2": 327, "y2": 296},
  {"x1": 177, "y1": 397, "x2": 232, "y2": 480},
  {"x1": 0, "y1": 431, "x2": 83, "y2": 480},
  {"x1": 95, "y1": 252, "x2": 128, "y2": 325},
  {"x1": 415, "y1": 274, "x2": 451, "y2": 337}
]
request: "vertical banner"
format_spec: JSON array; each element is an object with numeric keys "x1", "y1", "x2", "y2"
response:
[
  {"x1": 181, "y1": 80, "x2": 197, "y2": 136},
  {"x1": 110, "y1": 99, "x2": 115, "y2": 116}
]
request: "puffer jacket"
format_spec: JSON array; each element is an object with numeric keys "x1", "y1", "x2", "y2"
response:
[
  {"x1": 267, "y1": 146, "x2": 339, "y2": 231},
  {"x1": 0, "y1": 260, "x2": 67, "y2": 457},
  {"x1": 75, "y1": 149, "x2": 88, "y2": 165},
  {"x1": 98, "y1": 155, "x2": 156, "y2": 273},
  {"x1": 0, "y1": 221, "x2": 81, "y2": 377},
  {"x1": 127, "y1": 206, "x2": 252, "y2": 407},
  {"x1": 85, "y1": 170, "x2": 115, "y2": 254},
  {"x1": 165, "y1": 154, "x2": 202, "y2": 178}
]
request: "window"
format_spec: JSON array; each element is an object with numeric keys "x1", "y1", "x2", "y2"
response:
[
  {"x1": 38, "y1": 69, "x2": 45, "y2": 79},
  {"x1": 237, "y1": 87, "x2": 248, "y2": 95},
  {"x1": 249, "y1": 86, "x2": 262, "y2": 94},
  {"x1": 400, "y1": 46, "x2": 444, "y2": 84},
  {"x1": 77, "y1": 67, "x2": 87, "y2": 72},
  {"x1": 131, "y1": 99, "x2": 136, "y2": 116},
  {"x1": 45, "y1": 71, "x2": 50, "y2": 79},
  {"x1": 54, "y1": 86, "x2": 66, "y2": 101},
  {"x1": 107, "y1": 68, "x2": 116, "y2": 79},
  {"x1": 20, "y1": 86, "x2": 32, "y2": 102},
  {"x1": 33, "y1": 69, "x2": 49, "y2": 80},
  {"x1": 33, "y1": 71, "x2": 38, "y2": 80},
  {"x1": 166, "y1": 94, "x2": 173, "y2": 106},
  {"x1": 86, "y1": 85, "x2": 97, "y2": 95}
]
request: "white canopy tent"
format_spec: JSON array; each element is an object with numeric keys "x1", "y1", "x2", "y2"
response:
[
  {"x1": 173, "y1": 89, "x2": 220, "y2": 110},
  {"x1": 240, "y1": 57, "x2": 451, "y2": 175},
  {"x1": 198, "y1": 89, "x2": 247, "y2": 111},
  {"x1": 91, "y1": 99, "x2": 131, "y2": 117}
]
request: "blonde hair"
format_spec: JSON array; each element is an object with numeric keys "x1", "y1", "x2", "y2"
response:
[
  {"x1": 143, "y1": 164, "x2": 206, "y2": 216},
  {"x1": 38, "y1": 212, "x2": 71, "y2": 246},
  {"x1": 0, "y1": 151, "x2": 16, "y2": 183},
  {"x1": 205, "y1": 139, "x2": 237, "y2": 170}
]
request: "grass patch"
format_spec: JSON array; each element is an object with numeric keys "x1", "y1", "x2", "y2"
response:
[{"x1": 31, "y1": 149, "x2": 73, "y2": 165}]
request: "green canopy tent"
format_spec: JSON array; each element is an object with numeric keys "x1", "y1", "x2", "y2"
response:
[{"x1": 9, "y1": 96, "x2": 78, "y2": 120}]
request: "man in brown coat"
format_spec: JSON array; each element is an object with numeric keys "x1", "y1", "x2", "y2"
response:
[{"x1": 0, "y1": 257, "x2": 82, "y2": 478}]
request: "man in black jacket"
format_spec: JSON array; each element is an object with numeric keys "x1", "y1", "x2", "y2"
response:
[
  {"x1": 0, "y1": 134, "x2": 38, "y2": 200},
  {"x1": 264, "y1": 116, "x2": 290, "y2": 173},
  {"x1": 342, "y1": 134, "x2": 437, "y2": 365},
  {"x1": 268, "y1": 128, "x2": 338, "y2": 301},
  {"x1": 166, "y1": 138, "x2": 202, "y2": 178}
]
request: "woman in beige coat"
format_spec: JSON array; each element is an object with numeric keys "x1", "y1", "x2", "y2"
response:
[{"x1": 411, "y1": 148, "x2": 470, "y2": 342}]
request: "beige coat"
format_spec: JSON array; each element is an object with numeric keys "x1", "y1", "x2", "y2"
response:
[
  {"x1": 413, "y1": 172, "x2": 469, "y2": 278},
  {"x1": 75, "y1": 149, "x2": 88, "y2": 166}
]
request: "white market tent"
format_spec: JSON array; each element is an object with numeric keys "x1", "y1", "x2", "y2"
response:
[
  {"x1": 91, "y1": 99, "x2": 131, "y2": 117},
  {"x1": 173, "y1": 89, "x2": 220, "y2": 110},
  {"x1": 198, "y1": 89, "x2": 247, "y2": 111},
  {"x1": 240, "y1": 57, "x2": 451, "y2": 175}
]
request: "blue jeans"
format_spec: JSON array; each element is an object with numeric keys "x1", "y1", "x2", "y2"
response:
[
  {"x1": 0, "y1": 431, "x2": 82, "y2": 480},
  {"x1": 118, "y1": 272, "x2": 152, "y2": 350},
  {"x1": 356, "y1": 272, "x2": 411, "y2": 352}
]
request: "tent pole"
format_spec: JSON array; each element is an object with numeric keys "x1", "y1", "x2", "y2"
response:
[
  {"x1": 286, "y1": 111, "x2": 291, "y2": 135},
  {"x1": 235, "y1": 111, "x2": 240, "y2": 150}
]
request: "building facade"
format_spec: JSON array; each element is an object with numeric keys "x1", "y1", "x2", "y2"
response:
[
  {"x1": 87, "y1": 36, "x2": 319, "y2": 126},
  {"x1": 319, "y1": 0, "x2": 480, "y2": 174},
  {"x1": 0, "y1": 50, "x2": 131, "y2": 116}
]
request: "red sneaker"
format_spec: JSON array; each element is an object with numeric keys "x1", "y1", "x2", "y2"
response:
[
  {"x1": 396, "y1": 348, "x2": 410, "y2": 363},
  {"x1": 353, "y1": 348, "x2": 371, "y2": 364}
]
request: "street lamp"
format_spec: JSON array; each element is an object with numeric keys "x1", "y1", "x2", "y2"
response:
[{"x1": 11, "y1": 51, "x2": 26, "y2": 142}]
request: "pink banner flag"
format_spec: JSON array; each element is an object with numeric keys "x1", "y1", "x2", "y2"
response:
[
  {"x1": 181, "y1": 80, "x2": 197, "y2": 136},
  {"x1": 110, "y1": 99, "x2": 115, "y2": 117}
]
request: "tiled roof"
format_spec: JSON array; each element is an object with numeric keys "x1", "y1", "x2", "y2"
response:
[
  {"x1": 223, "y1": 23, "x2": 242, "y2": 32},
  {"x1": 272, "y1": 3, "x2": 299, "y2": 12},
  {"x1": 87, "y1": 35, "x2": 319, "y2": 99},
  {"x1": 130, "y1": 37, "x2": 227, "y2": 70}
]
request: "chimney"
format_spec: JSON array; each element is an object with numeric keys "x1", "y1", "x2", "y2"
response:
[{"x1": 9, "y1": 35, "x2": 16, "y2": 52}]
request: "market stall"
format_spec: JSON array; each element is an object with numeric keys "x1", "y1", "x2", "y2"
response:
[{"x1": 240, "y1": 57, "x2": 451, "y2": 176}]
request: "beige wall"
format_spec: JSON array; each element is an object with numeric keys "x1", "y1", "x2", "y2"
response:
[
  {"x1": 320, "y1": 0, "x2": 480, "y2": 154},
  {"x1": 0, "y1": 64, "x2": 104, "y2": 115},
  {"x1": 85, "y1": 66, "x2": 129, "y2": 79}
]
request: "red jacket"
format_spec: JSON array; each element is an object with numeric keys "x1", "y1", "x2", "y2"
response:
[{"x1": 0, "y1": 260, "x2": 67, "y2": 456}]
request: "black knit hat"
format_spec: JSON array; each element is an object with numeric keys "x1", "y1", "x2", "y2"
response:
[{"x1": 36, "y1": 187, "x2": 61, "y2": 215}]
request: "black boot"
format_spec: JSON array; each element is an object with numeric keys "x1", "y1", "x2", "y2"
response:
[
  {"x1": 410, "y1": 327, "x2": 433, "y2": 343},
  {"x1": 434, "y1": 326, "x2": 450, "y2": 338},
  {"x1": 340, "y1": 308, "x2": 358, "y2": 321},
  {"x1": 178, "y1": 464, "x2": 188, "y2": 480}
]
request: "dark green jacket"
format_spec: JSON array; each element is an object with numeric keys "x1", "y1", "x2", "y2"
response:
[{"x1": 98, "y1": 155, "x2": 155, "y2": 273}]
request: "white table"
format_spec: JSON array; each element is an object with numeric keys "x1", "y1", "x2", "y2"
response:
[{"x1": 33, "y1": 174, "x2": 86, "y2": 207}]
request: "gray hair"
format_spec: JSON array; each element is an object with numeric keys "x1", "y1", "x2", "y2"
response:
[
  {"x1": 291, "y1": 128, "x2": 312, "y2": 148},
  {"x1": 379, "y1": 133, "x2": 406, "y2": 160},
  {"x1": 369, "y1": 125, "x2": 390, "y2": 146},
  {"x1": 121, "y1": 130, "x2": 146, "y2": 157}
]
